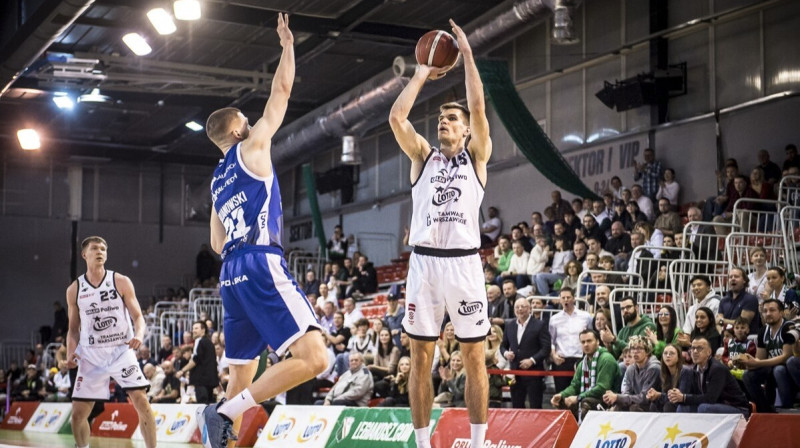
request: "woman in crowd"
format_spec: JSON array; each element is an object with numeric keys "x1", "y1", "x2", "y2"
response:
[
  {"x1": 646, "y1": 344, "x2": 691, "y2": 412},
  {"x1": 763, "y1": 266, "x2": 800, "y2": 318},
  {"x1": 379, "y1": 356, "x2": 411, "y2": 407},
  {"x1": 747, "y1": 247, "x2": 770, "y2": 299},
  {"x1": 655, "y1": 168, "x2": 680, "y2": 207},
  {"x1": 624, "y1": 201, "x2": 648, "y2": 231},
  {"x1": 368, "y1": 318, "x2": 384, "y2": 346},
  {"x1": 593, "y1": 308, "x2": 612, "y2": 334},
  {"x1": 634, "y1": 221, "x2": 664, "y2": 256},
  {"x1": 435, "y1": 351, "x2": 466, "y2": 407},
  {"x1": 436, "y1": 322, "x2": 460, "y2": 368},
  {"x1": 690, "y1": 307, "x2": 722, "y2": 355},
  {"x1": 561, "y1": 260, "x2": 582, "y2": 292},
  {"x1": 484, "y1": 325, "x2": 507, "y2": 407},
  {"x1": 370, "y1": 328, "x2": 401, "y2": 397},
  {"x1": 647, "y1": 305, "x2": 680, "y2": 358}
]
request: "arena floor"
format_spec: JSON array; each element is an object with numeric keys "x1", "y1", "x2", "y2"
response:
[{"x1": 0, "y1": 430, "x2": 200, "y2": 448}]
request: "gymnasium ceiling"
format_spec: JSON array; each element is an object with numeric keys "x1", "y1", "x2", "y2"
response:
[{"x1": 0, "y1": 0, "x2": 508, "y2": 166}]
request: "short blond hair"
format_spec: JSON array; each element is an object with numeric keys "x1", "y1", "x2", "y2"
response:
[
  {"x1": 206, "y1": 107, "x2": 241, "y2": 146},
  {"x1": 81, "y1": 236, "x2": 107, "y2": 252},
  {"x1": 439, "y1": 102, "x2": 470, "y2": 123}
]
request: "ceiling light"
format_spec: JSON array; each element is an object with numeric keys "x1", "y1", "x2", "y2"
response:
[
  {"x1": 122, "y1": 33, "x2": 152, "y2": 56},
  {"x1": 185, "y1": 121, "x2": 203, "y2": 131},
  {"x1": 77, "y1": 88, "x2": 111, "y2": 103},
  {"x1": 17, "y1": 129, "x2": 41, "y2": 150},
  {"x1": 147, "y1": 8, "x2": 177, "y2": 35},
  {"x1": 174, "y1": 0, "x2": 201, "y2": 20},
  {"x1": 53, "y1": 93, "x2": 74, "y2": 110}
]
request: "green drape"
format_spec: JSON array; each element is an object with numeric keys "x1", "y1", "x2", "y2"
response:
[{"x1": 302, "y1": 163, "x2": 327, "y2": 257}]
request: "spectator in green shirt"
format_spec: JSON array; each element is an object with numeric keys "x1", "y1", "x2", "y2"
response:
[{"x1": 600, "y1": 296, "x2": 656, "y2": 359}]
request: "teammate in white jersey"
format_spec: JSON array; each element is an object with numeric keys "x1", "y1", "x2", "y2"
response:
[
  {"x1": 389, "y1": 19, "x2": 492, "y2": 448},
  {"x1": 65, "y1": 236, "x2": 156, "y2": 448}
]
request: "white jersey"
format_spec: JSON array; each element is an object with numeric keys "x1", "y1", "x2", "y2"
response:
[
  {"x1": 408, "y1": 147, "x2": 484, "y2": 250},
  {"x1": 76, "y1": 270, "x2": 133, "y2": 350}
]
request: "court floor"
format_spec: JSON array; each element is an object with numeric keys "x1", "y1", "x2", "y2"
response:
[{"x1": 0, "y1": 430, "x2": 200, "y2": 448}]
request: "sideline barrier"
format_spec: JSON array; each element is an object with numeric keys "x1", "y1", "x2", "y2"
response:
[
  {"x1": 571, "y1": 411, "x2": 743, "y2": 448},
  {"x1": 738, "y1": 414, "x2": 800, "y2": 448},
  {"x1": 236, "y1": 406, "x2": 270, "y2": 447},
  {"x1": 132, "y1": 403, "x2": 203, "y2": 444},
  {"x1": 254, "y1": 405, "x2": 345, "y2": 448},
  {"x1": 0, "y1": 402, "x2": 40, "y2": 430},
  {"x1": 90, "y1": 402, "x2": 139, "y2": 438},
  {"x1": 325, "y1": 407, "x2": 442, "y2": 447},
  {"x1": 432, "y1": 408, "x2": 578, "y2": 448},
  {"x1": 23, "y1": 402, "x2": 72, "y2": 433}
]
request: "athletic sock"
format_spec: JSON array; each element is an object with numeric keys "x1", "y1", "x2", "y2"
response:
[
  {"x1": 76, "y1": 444, "x2": 90, "y2": 448},
  {"x1": 414, "y1": 426, "x2": 431, "y2": 448},
  {"x1": 218, "y1": 388, "x2": 257, "y2": 421},
  {"x1": 471, "y1": 423, "x2": 487, "y2": 448}
]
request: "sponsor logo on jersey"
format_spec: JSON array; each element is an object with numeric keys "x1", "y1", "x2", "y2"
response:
[
  {"x1": 88, "y1": 335, "x2": 95, "y2": 345},
  {"x1": 407, "y1": 303, "x2": 416, "y2": 325},
  {"x1": 476, "y1": 319, "x2": 484, "y2": 326},
  {"x1": 93, "y1": 316, "x2": 118, "y2": 332},
  {"x1": 211, "y1": 172, "x2": 238, "y2": 202},
  {"x1": 86, "y1": 303, "x2": 121, "y2": 316},
  {"x1": 75, "y1": 376, "x2": 83, "y2": 391},
  {"x1": 432, "y1": 186, "x2": 461, "y2": 206},
  {"x1": 79, "y1": 293, "x2": 91, "y2": 299},
  {"x1": 430, "y1": 168, "x2": 468, "y2": 184},
  {"x1": 457, "y1": 300, "x2": 483, "y2": 316},
  {"x1": 121, "y1": 365, "x2": 138, "y2": 378}
]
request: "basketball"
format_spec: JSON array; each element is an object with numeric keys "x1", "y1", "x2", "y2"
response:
[{"x1": 415, "y1": 30, "x2": 459, "y2": 71}]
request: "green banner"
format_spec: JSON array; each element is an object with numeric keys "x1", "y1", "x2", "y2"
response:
[{"x1": 325, "y1": 408, "x2": 442, "y2": 448}]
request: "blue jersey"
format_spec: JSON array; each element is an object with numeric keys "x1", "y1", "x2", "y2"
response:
[{"x1": 211, "y1": 143, "x2": 283, "y2": 257}]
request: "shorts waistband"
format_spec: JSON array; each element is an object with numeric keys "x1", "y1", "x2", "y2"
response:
[
  {"x1": 413, "y1": 246, "x2": 478, "y2": 258},
  {"x1": 222, "y1": 243, "x2": 284, "y2": 260}
]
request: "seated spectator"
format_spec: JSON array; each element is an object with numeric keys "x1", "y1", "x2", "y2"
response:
[
  {"x1": 654, "y1": 198, "x2": 682, "y2": 237},
  {"x1": 739, "y1": 299, "x2": 797, "y2": 412},
  {"x1": 690, "y1": 307, "x2": 722, "y2": 356},
  {"x1": 626, "y1": 232, "x2": 655, "y2": 280},
  {"x1": 319, "y1": 301, "x2": 337, "y2": 334},
  {"x1": 631, "y1": 185, "x2": 655, "y2": 221},
  {"x1": 646, "y1": 343, "x2": 692, "y2": 412},
  {"x1": 370, "y1": 328, "x2": 400, "y2": 396},
  {"x1": 501, "y1": 298, "x2": 551, "y2": 409},
  {"x1": 490, "y1": 236, "x2": 513, "y2": 275},
  {"x1": 152, "y1": 361, "x2": 181, "y2": 403},
  {"x1": 593, "y1": 308, "x2": 612, "y2": 334},
  {"x1": 551, "y1": 329, "x2": 620, "y2": 421},
  {"x1": 712, "y1": 175, "x2": 757, "y2": 235},
  {"x1": 673, "y1": 337, "x2": 750, "y2": 416},
  {"x1": 436, "y1": 322, "x2": 460, "y2": 368},
  {"x1": 44, "y1": 361, "x2": 70, "y2": 402},
  {"x1": 551, "y1": 190, "x2": 573, "y2": 222},
  {"x1": 481, "y1": 206, "x2": 502, "y2": 246},
  {"x1": 561, "y1": 260, "x2": 582, "y2": 292},
  {"x1": 383, "y1": 290, "x2": 404, "y2": 345},
  {"x1": 303, "y1": 270, "x2": 321, "y2": 298},
  {"x1": 647, "y1": 305, "x2": 680, "y2": 358},
  {"x1": 498, "y1": 241, "x2": 529, "y2": 288},
  {"x1": 633, "y1": 221, "x2": 663, "y2": 258},
  {"x1": 605, "y1": 221, "x2": 632, "y2": 271},
  {"x1": 434, "y1": 351, "x2": 466, "y2": 407},
  {"x1": 602, "y1": 297, "x2": 657, "y2": 360},
  {"x1": 682, "y1": 275, "x2": 721, "y2": 335},
  {"x1": 783, "y1": 143, "x2": 800, "y2": 171},
  {"x1": 602, "y1": 336, "x2": 660, "y2": 411},
  {"x1": 137, "y1": 346, "x2": 156, "y2": 370},
  {"x1": 591, "y1": 200, "x2": 611, "y2": 235},
  {"x1": 747, "y1": 247, "x2": 769, "y2": 299},
  {"x1": 721, "y1": 317, "x2": 756, "y2": 380},
  {"x1": 487, "y1": 285, "x2": 509, "y2": 327},
  {"x1": 143, "y1": 363, "x2": 165, "y2": 402},
  {"x1": 757, "y1": 149, "x2": 782, "y2": 184},
  {"x1": 608, "y1": 176, "x2": 625, "y2": 200},
  {"x1": 717, "y1": 267, "x2": 760, "y2": 335},
  {"x1": 581, "y1": 215, "x2": 607, "y2": 247},
  {"x1": 319, "y1": 352, "x2": 374, "y2": 407},
  {"x1": 511, "y1": 225, "x2": 533, "y2": 253},
  {"x1": 378, "y1": 356, "x2": 411, "y2": 407},
  {"x1": 532, "y1": 237, "x2": 573, "y2": 296},
  {"x1": 655, "y1": 168, "x2": 680, "y2": 207},
  {"x1": 158, "y1": 335, "x2": 174, "y2": 363},
  {"x1": 342, "y1": 298, "x2": 364, "y2": 329},
  {"x1": 524, "y1": 237, "x2": 549, "y2": 287},
  {"x1": 13, "y1": 365, "x2": 44, "y2": 402},
  {"x1": 335, "y1": 318, "x2": 374, "y2": 376},
  {"x1": 763, "y1": 267, "x2": 800, "y2": 318},
  {"x1": 624, "y1": 201, "x2": 649, "y2": 231},
  {"x1": 352, "y1": 255, "x2": 378, "y2": 295},
  {"x1": 750, "y1": 166, "x2": 775, "y2": 201},
  {"x1": 571, "y1": 240, "x2": 587, "y2": 268}
]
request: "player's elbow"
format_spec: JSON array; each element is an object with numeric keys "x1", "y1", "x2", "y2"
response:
[{"x1": 388, "y1": 107, "x2": 407, "y2": 128}]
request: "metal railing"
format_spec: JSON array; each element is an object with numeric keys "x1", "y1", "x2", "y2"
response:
[
  {"x1": 159, "y1": 311, "x2": 195, "y2": 348},
  {"x1": 781, "y1": 206, "x2": 800, "y2": 279},
  {"x1": 778, "y1": 175, "x2": 800, "y2": 205},
  {"x1": 188, "y1": 288, "x2": 219, "y2": 302},
  {"x1": 630, "y1": 246, "x2": 694, "y2": 289},
  {"x1": 681, "y1": 220, "x2": 740, "y2": 263},
  {"x1": 608, "y1": 287, "x2": 674, "y2": 333},
  {"x1": 668, "y1": 258, "x2": 729, "y2": 325},
  {"x1": 193, "y1": 297, "x2": 224, "y2": 332},
  {"x1": 0, "y1": 341, "x2": 31, "y2": 370},
  {"x1": 731, "y1": 198, "x2": 784, "y2": 234},
  {"x1": 725, "y1": 231, "x2": 787, "y2": 272}
]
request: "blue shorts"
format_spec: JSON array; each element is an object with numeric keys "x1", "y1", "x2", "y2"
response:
[{"x1": 220, "y1": 246, "x2": 321, "y2": 363}]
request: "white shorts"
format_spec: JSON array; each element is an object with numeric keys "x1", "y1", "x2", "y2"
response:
[
  {"x1": 72, "y1": 345, "x2": 149, "y2": 401},
  {"x1": 402, "y1": 249, "x2": 490, "y2": 342}
]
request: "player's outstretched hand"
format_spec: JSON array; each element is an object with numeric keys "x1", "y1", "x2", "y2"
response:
[
  {"x1": 277, "y1": 12, "x2": 293, "y2": 47},
  {"x1": 128, "y1": 337, "x2": 143, "y2": 350},
  {"x1": 449, "y1": 19, "x2": 471, "y2": 56}
]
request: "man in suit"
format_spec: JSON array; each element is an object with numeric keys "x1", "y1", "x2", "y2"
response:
[
  {"x1": 683, "y1": 206, "x2": 718, "y2": 266},
  {"x1": 501, "y1": 297, "x2": 551, "y2": 408}
]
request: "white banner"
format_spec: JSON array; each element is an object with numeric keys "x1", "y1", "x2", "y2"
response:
[
  {"x1": 571, "y1": 411, "x2": 742, "y2": 448},
  {"x1": 255, "y1": 405, "x2": 345, "y2": 448},
  {"x1": 132, "y1": 403, "x2": 203, "y2": 443},
  {"x1": 563, "y1": 133, "x2": 649, "y2": 196},
  {"x1": 23, "y1": 403, "x2": 72, "y2": 433}
]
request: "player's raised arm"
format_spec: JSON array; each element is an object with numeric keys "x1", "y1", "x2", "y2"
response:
[
  {"x1": 389, "y1": 65, "x2": 437, "y2": 162},
  {"x1": 245, "y1": 13, "x2": 295, "y2": 153},
  {"x1": 450, "y1": 19, "x2": 491, "y2": 165}
]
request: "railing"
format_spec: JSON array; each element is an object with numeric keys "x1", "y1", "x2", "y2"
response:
[
  {"x1": 778, "y1": 175, "x2": 800, "y2": 205},
  {"x1": 681, "y1": 220, "x2": 740, "y2": 263},
  {"x1": 781, "y1": 206, "x2": 800, "y2": 279},
  {"x1": 629, "y1": 246, "x2": 694, "y2": 289},
  {"x1": 193, "y1": 297, "x2": 224, "y2": 332},
  {"x1": 724, "y1": 231, "x2": 786, "y2": 272},
  {"x1": 0, "y1": 341, "x2": 32, "y2": 370},
  {"x1": 574, "y1": 269, "x2": 644, "y2": 303},
  {"x1": 188, "y1": 288, "x2": 219, "y2": 302},
  {"x1": 39, "y1": 342, "x2": 63, "y2": 369},
  {"x1": 731, "y1": 198, "x2": 785, "y2": 234},
  {"x1": 667, "y1": 258, "x2": 729, "y2": 325},
  {"x1": 608, "y1": 287, "x2": 675, "y2": 333},
  {"x1": 143, "y1": 325, "x2": 162, "y2": 360},
  {"x1": 159, "y1": 311, "x2": 195, "y2": 348}
]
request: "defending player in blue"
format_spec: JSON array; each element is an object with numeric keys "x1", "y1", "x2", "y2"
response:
[{"x1": 197, "y1": 13, "x2": 328, "y2": 448}]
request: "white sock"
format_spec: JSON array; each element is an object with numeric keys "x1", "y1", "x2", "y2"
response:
[
  {"x1": 414, "y1": 426, "x2": 431, "y2": 448},
  {"x1": 471, "y1": 423, "x2": 487, "y2": 448},
  {"x1": 76, "y1": 445, "x2": 90, "y2": 448},
  {"x1": 218, "y1": 388, "x2": 257, "y2": 421}
]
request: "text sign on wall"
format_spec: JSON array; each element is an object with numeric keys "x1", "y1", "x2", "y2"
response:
[{"x1": 563, "y1": 133, "x2": 649, "y2": 196}]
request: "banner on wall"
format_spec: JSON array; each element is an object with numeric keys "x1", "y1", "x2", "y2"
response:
[
  {"x1": 131, "y1": 403, "x2": 203, "y2": 443},
  {"x1": 90, "y1": 403, "x2": 139, "y2": 438},
  {"x1": 325, "y1": 407, "x2": 442, "y2": 448},
  {"x1": 570, "y1": 411, "x2": 742, "y2": 448},
  {"x1": 255, "y1": 405, "x2": 344, "y2": 448},
  {"x1": 562, "y1": 133, "x2": 649, "y2": 196},
  {"x1": 1, "y1": 402, "x2": 40, "y2": 430},
  {"x1": 431, "y1": 409, "x2": 578, "y2": 448},
  {"x1": 23, "y1": 403, "x2": 72, "y2": 433}
]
